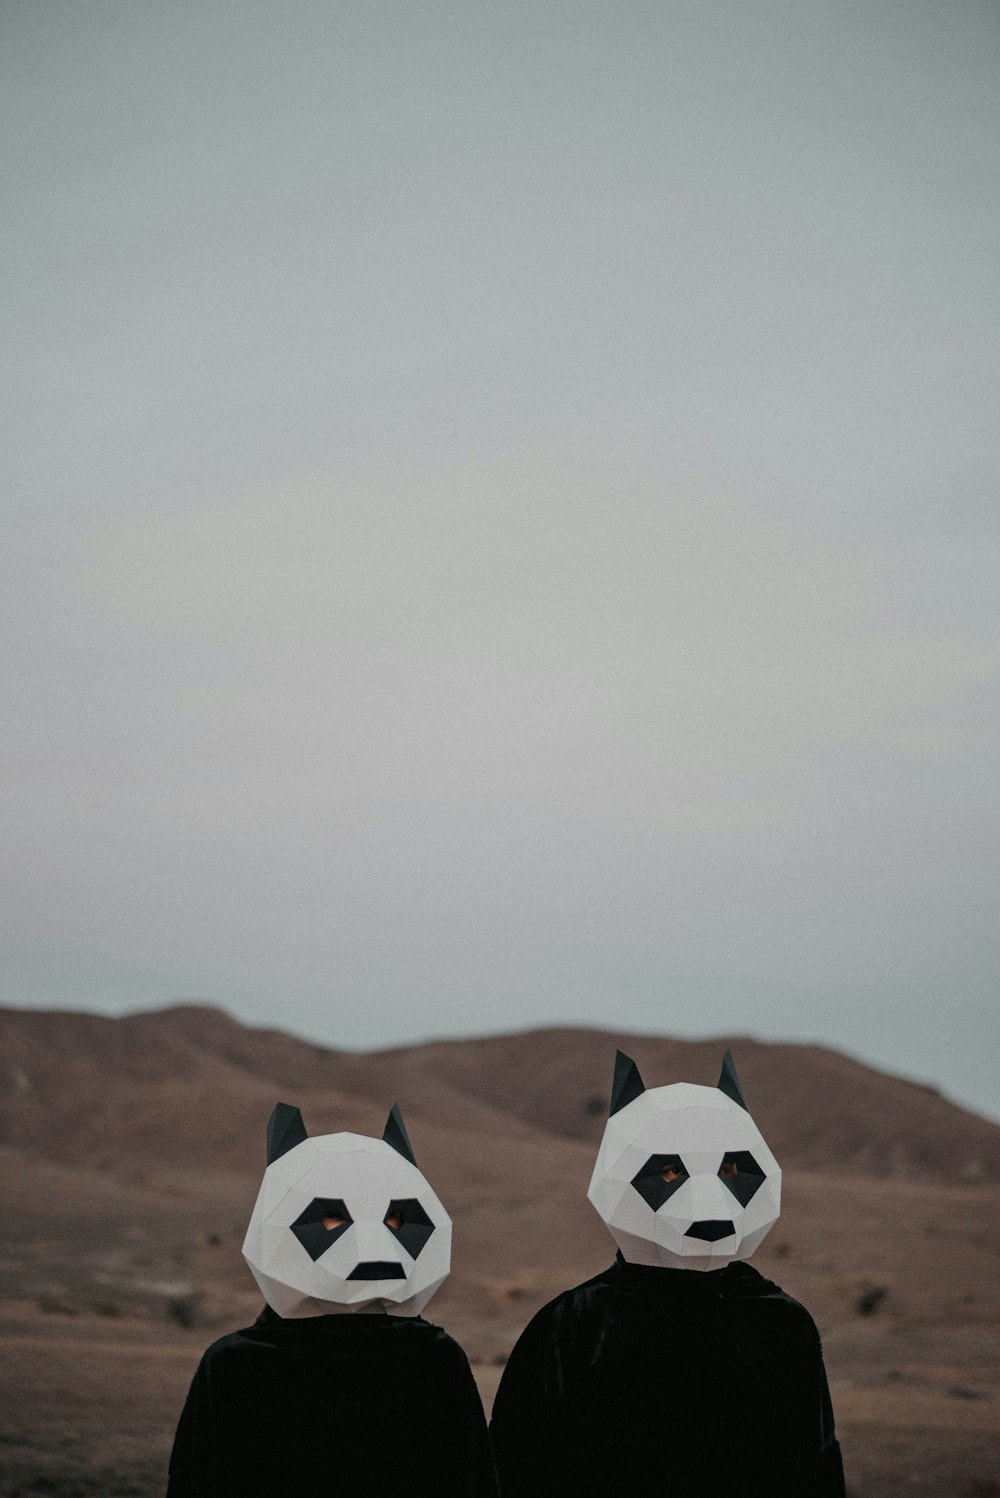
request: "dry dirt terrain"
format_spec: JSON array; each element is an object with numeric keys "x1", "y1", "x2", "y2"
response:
[{"x1": 1, "y1": 1005, "x2": 998, "y2": 1497}]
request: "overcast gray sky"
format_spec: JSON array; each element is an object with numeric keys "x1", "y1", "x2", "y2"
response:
[{"x1": 2, "y1": 1, "x2": 998, "y2": 1119}]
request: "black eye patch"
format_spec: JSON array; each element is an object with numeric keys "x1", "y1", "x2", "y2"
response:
[
  {"x1": 384, "y1": 1198, "x2": 435, "y2": 1260},
  {"x1": 719, "y1": 1151, "x2": 766, "y2": 1206},
  {"x1": 291, "y1": 1198, "x2": 353, "y2": 1261},
  {"x1": 630, "y1": 1154, "x2": 689, "y2": 1211}
]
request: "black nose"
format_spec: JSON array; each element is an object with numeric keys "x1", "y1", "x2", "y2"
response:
[
  {"x1": 347, "y1": 1261, "x2": 406, "y2": 1280},
  {"x1": 685, "y1": 1220, "x2": 735, "y2": 1242}
]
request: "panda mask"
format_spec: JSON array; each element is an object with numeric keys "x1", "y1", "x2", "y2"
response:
[
  {"x1": 243, "y1": 1102, "x2": 452, "y2": 1317},
  {"x1": 587, "y1": 1050, "x2": 781, "y2": 1272}
]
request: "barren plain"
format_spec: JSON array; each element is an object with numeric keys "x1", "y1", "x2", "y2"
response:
[{"x1": 1, "y1": 1005, "x2": 998, "y2": 1497}]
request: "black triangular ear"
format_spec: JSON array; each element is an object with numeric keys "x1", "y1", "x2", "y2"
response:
[
  {"x1": 266, "y1": 1102, "x2": 308, "y2": 1165},
  {"x1": 609, "y1": 1049, "x2": 646, "y2": 1115},
  {"x1": 717, "y1": 1050, "x2": 749, "y2": 1111},
  {"x1": 383, "y1": 1103, "x2": 417, "y2": 1166}
]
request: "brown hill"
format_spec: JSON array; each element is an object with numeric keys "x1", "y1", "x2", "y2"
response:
[{"x1": 1, "y1": 1003, "x2": 996, "y2": 1183}]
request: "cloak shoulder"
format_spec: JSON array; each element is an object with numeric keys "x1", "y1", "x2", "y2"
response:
[
  {"x1": 490, "y1": 1261, "x2": 844, "y2": 1498},
  {"x1": 168, "y1": 1313, "x2": 498, "y2": 1497}
]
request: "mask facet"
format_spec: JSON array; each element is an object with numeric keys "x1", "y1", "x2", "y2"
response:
[
  {"x1": 587, "y1": 1050, "x2": 781, "y2": 1271},
  {"x1": 243, "y1": 1103, "x2": 452, "y2": 1317}
]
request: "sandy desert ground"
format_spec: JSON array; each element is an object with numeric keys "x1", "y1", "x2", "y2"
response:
[{"x1": 1, "y1": 1005, "x2": 998, "y2": 1496}]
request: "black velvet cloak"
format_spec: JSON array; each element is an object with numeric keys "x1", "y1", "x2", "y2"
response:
[
  {"x1": 167, "y1": 1307, "x2": 499, "y2": 1497},
  {"x1": 490, "y1": 1256, "x2": 845, "y2": 1498}
]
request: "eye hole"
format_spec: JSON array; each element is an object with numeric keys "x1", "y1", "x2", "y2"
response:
[
  {"x1": 717, "y1": 1150, "x2": 766, "y2": 1205},
  {"x1": 382, "y1": 1198, "x2": 435, "y2": 1259},
  {"x1": 631, "y1": 1155, "x2": 687, "y2": 1210},
  {"x1": 291, "y1": 1199, "x2": 353, "y2": 1261}
]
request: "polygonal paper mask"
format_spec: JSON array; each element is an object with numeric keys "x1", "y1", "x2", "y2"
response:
[
  {"x1": 242, "y1": 1101, "x2": 452, "y2": 1317},
  {"x1": 587, "y1": 1050, "x2": 781, "y2": 1271}
]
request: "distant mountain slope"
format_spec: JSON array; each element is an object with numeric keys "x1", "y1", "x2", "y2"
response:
[
  {"x1": 1, "y1": 1004, "x2": 996, "y2": 1184},
  {"x1": 376, "y1": 1027, "x2": 998, "y2": 1182}
]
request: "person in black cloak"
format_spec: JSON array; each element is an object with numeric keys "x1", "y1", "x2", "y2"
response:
[
  {"x1": 167, "y1": 1101, "x2": 498, "y2": 1497},
  {"x1": 489, "y1": 1050, "x2": 845, "y2": 1498}
]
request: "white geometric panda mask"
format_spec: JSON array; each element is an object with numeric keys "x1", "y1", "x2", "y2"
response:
[
  {"x1": 587, "y1": 1050, "x2": 781, "y2": 1272},
  {"x1": 242, "y1": 1102, "x2": 452, "y2": 1318}
]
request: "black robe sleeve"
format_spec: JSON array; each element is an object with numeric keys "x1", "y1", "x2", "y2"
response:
[
  {"x1": 809, "y1": 1321, "x2": 848, "y2": 1497},
  {"x1": 166, "y1": 1354, "x2": 220, "y2": 1498},
  {"x1": 488, "y1": 1299, "x2": 569, "y2": 1498}
]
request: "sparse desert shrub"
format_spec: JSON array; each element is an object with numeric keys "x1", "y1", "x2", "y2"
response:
[
  {"x1": 855, "y1": 1284, "x2": 888, "y2": 1316},
  {"x1": 91, "y1": 1298, "x2": 126, "y2": 1318},
  {"x1": 166, "y1": 1292, "x2": 202, "y2": 1328},
  {"x1": 35, "y1": 1292, "x2": 78, "y2": 1316}
]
